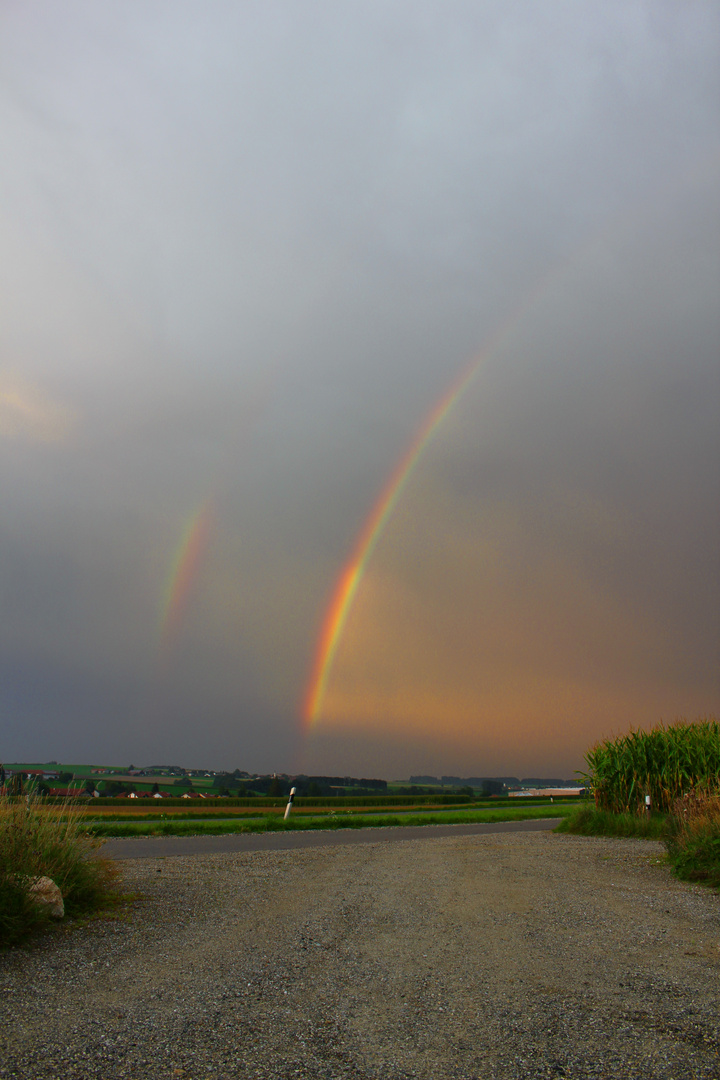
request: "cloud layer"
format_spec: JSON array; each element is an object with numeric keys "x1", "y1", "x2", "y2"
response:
[{"x1": 1, "y1": 2, "x2": 718, "y2": 775}]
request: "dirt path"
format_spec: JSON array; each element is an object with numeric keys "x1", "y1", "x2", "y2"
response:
[{"x1": 1, "y1": 832, "x2": 718, "y2": 1079}]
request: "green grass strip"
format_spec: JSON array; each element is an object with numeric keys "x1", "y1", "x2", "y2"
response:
[
  {"x1": 555, "y1": 804, "x2": 668, "y2": 839},
  {"x1": 87, "y1": 804, "x2": 575, "y2": 838}
]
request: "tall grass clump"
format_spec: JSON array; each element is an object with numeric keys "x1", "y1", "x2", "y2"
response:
[
  {"x1": 581, "y1": 717, "x2": 720, "y2": 814},
  {"x1": 0, "y1": 794, "x2": 116, "y2": 947}
]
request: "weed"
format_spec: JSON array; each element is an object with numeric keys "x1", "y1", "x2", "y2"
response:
[
  {"x1": 665, "y1": 791, "x2": 720, "y2": 890},
  {"x1": 0, "y1": 793, "x2": 118, "y2": 947}
]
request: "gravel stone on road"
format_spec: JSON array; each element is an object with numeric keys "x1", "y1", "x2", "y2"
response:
[{"x1": 0, "y1": 831, "x2": 718, "y2": 1080}]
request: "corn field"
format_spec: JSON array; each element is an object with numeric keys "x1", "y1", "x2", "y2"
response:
[{"x1": 580, "y1": 718, "x2": 720, "y2": 814}]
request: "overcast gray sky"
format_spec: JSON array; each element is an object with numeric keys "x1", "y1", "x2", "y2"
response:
[{"x1": 1, "y1": 1, "x2": 718, "y2": 777}]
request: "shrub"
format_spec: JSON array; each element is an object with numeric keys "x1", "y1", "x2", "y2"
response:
[
  {"x1": 0, "y1": 794, "x2": 117, "y2": 947},
  {"x1": 665, "y1": 790, "x2": 720, "y2": 890}
]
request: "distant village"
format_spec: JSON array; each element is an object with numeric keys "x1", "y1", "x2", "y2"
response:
[{"x1": 0, "y1": 762, "x2": 584, "y2": 799}]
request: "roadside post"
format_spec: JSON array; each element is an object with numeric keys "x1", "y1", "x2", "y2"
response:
[
  {"x1": 645, "y1": 794, "x2": 651, "y2": 818},
  {"x1": 284, "y1": 786, "x2": 296, "y2": 821}
]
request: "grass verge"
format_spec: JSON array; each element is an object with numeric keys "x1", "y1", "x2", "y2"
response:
[
  {"x1": 555, "y1": 804, "x2": 668, "y2": 840},
  {"x1": 88, "y1": 804, "x2": 574, "y2": 838},
  {"x1": 0, "y1": 794, "x2": 119, "y2": 947}
]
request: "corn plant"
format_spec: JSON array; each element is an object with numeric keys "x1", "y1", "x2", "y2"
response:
[{"x1": 579, "y1": 717, "x2": 720, "y2": 814}]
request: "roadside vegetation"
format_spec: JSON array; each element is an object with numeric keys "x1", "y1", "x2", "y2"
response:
[
  {"x1": 0, "y1": 793, "x2": 117, "y2": 948},
  {"x1": 555, "y1": 805, "x2": 667, "y2": 839},
  {"x1": 664, "y1": 789, "x2": 720, "y2": 890},
  {"x1": 86, "y1": 802, "x2": 576, "y2": 838},
  {"x1": 558, "y1": 718, "x2": 720, "y2": 890}
]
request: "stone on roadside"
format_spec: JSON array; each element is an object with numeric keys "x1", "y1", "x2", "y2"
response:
[{"x1": 28, "y1": 876, "x2": 65, "y2": 918}]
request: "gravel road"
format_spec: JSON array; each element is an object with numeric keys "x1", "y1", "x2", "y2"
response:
[{"x1": 1, "y1": 831, "x2": 718, "y2": 1080}]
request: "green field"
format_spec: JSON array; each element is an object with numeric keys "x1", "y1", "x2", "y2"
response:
[{"x1": 85, "y1": 802, "x2": 578, "y2": 837}]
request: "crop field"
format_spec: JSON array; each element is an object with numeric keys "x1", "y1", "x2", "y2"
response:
[{"x1": 582, "y1": 717, "x2": 719, "y2": 814}]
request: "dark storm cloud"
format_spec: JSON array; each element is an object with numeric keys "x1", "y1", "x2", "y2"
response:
[{"x1": 0, "y1": 1, "x2": 718, "y2": 772}]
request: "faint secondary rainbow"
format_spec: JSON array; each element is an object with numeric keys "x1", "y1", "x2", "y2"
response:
[
  {"x1": 303, "y1": 350, "x2": 495, "y2": 729},
  {"x1": 158, "y1": 498, "x2": 215, "y2": 662}
]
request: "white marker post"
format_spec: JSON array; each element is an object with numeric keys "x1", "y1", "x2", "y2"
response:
[
  {"x1": 284, "y1": 786, "x2": 296, "y2": 821},
  {"x1": 645, "y1": 794, "x2": 651, "y2": 817}
]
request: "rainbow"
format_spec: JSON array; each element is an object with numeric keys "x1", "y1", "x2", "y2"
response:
[
  {"x1": 303, "y1": 155, "x2": 720, "y2": 728},
  {"x1": 302, "y1": 263, "x2": 567, "y2": 731},
  {"x1": 303, "y1": 344, "x2": 500, "y2": 728},
  {"x1": 158, "y1": 498, "x2": 215, "y2": 661}
]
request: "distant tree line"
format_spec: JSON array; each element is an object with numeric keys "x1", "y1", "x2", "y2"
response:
[
  {"x1": 206, "y1": 773, "x2": 388, "y2": 798},
  {"x1": 402, "y1": 780, "x2": 507, "y2": 796},
  {"x1": 410, "y1": 775, "x2": 574, "y2": 788}
]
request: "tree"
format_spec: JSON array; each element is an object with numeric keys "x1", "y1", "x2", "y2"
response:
[
  {"x1": 212, "y1": 772, "x2": 236, "y2": 789},
  {"x1": 105, "y1": 780, "x2": 130, "y2": 797},
  {"x1": 481, "y1": 780, "x2": 507, "y2": 797}
]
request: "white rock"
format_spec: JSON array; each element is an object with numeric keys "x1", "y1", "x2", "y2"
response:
[{"x1": 28, "y1": 876, "x2": 65, "y2": 918}]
